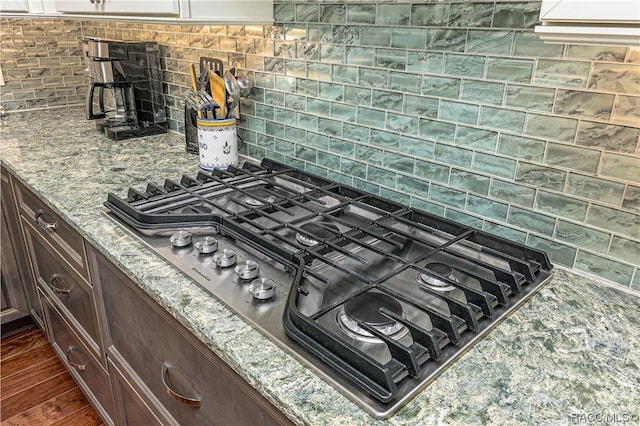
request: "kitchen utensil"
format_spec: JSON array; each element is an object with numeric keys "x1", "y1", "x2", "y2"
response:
[
  {"x1": 198, "y1": 57, "x2": 224, "y2": 97},
  {"x1": 196, "y1": 115, "x2": 238, "y2": 171},
  {"x1": 189, "y1": 63, "x2": 203, "y2": 118},
  {"x1": 236, "y1": 73, "x2": 251, "y2": 96},
  {"x1": 209, "y1": 70, "x2": 227, "y2": 118},
  {"x1": 181, "y1": 90, "x2": 214, "y2": 113},
  {"x1": 223, "y1": 70, "x2": 240, "y2": 119}
]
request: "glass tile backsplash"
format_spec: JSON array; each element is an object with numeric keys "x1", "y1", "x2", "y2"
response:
[{"x1": 1, "y1": 0, "x2": 639, "y2": 292}]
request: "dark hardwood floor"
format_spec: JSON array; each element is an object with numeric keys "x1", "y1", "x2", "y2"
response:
[{"x1": 0, "y1": 326, "x2": 103, "y2": 425}]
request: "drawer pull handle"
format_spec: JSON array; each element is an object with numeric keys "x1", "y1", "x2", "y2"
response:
[
  {"x1": 65, "y1": 346, "x2": 87, "y2": 371},
  {"x1": 35, "y1": 209, "x2": 57, "y2": 231},
  {"x1": 49, "y1": 274, "x2": 71, "y2": 295},
  {"x1": 161, "y1": 363, "x2": 201, "y2": 408}
]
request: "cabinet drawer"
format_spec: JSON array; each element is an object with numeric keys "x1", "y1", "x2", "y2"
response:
[
  {"x1": 43, "y1": 293, "x2": 115, "y2": 425},
  {"x1": 24, "y1": 221, "x2": 103, "y2": 363},
  {"x1": 13, "y1": 177, "x2": 88, "y2": 280},
  {"x1": 93, "y1": 251, "x2": 292, "y2": 426}
]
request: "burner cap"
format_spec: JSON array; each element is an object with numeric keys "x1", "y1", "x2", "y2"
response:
[
  {"x1": 295, "y1": 222, "x2": 339, "y2": 246},
  {"x1": 344, "y1": 292, "x2": 401, "y2": 326},
  {"x1": 337, "y1": 292, "x2": 408, "y2": 342},
  {"x1": 418, "y1": 262, "x2": 457, "y2": 291}
]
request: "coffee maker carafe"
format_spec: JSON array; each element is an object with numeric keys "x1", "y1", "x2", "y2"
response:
[{"x1": 84, "y1": 38, "x2": 167, "y2": 140}]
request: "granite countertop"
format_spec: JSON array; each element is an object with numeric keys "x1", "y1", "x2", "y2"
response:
[{"x1": 2, "y1": 108, "x2": 639, "y2": 426}]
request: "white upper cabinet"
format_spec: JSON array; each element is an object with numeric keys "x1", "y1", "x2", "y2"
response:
[
  {"x1": 535, "y1": 0, "x2": 640, "y2": 46},
  {"x1": 54, "y1": 0, "x2": 180, "y2": 16},
  {"x1": 53, "y1": 0, "x2": 273, "y2": 23},
  {"x1": 2, "y1": 0, "x2": 273, "y2": 24}
]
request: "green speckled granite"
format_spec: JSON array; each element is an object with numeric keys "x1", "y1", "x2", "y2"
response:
[{"x1": 1, "y1": 107, "x2": 639, "y2": 425}]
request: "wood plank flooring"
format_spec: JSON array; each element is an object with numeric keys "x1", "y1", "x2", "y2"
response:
[{"x1": 0, "y1": 327, "x2": 103, "y2": 426}]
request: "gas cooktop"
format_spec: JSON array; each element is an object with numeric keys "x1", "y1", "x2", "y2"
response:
[{"x1": 104, "y1": 159, "x2": 553, "y2": 418}]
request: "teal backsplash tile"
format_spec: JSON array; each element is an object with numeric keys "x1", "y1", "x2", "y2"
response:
[
  {"x1": 377, "y1": 4, "x2": 410, "y2": 26},
  {"x1": 631, "y1": 273, "x2": 640, "y2": 291},
  {"x1": 566, "y1": 45, "x2": 627, "y2": 62},
  {"x1": 600, "y1": 152, "x2": 640, "y2": 183},
  {"x1": 407, "y1": 52, "x2": 444, "y2": 74},
  {"x1": 411, "y1": 198, "x2": 445, "y2": 216},
  {"x1": 320, "y1": 4, "x2": 346, "y2": 24},
  {"x1": 340, "y1": 158, "x2": 367, "y2": 179},
  {"x1": 355, "y1": 144, "x2": 382, "y2": 165},
  {"x1": 387, "y1": 113, "x2": 418, "y2": 134},
  {"x1": 343, "y1": 122, "x2": 369, "y2": 143},
  {"x1": 534, "y1": 59, "x2": 591, "y2": 88},
  {"x1": 490, "y1": 179, "x2": 536, "y2": 208},
  {"x1": 589, "y1": 63, "x2": 640, "y2": 95},
  {"x1": 493, "y1": 2, "x2": 540, "y2": 29},
  {"x1": 306, "y1": 131, "x2": 330, "y2": 150},
  {"x1": 513, "y1": 31, "x2": 563, "y2": 58},
  {"x1": 367, "y1": 166, "x2": 397, "y2": 187},
  {"x1": 575, "y1": 251, "x2": 634, "y2": 286},
  {"x1": 405, "y1": 94, "x2": 439, "y2": 118},
  {"x1": 466, "y1": 30, "x2": 513, "y2": 55},
  {"x1": 372, "y1": 89, "x2": 403, "y2": 112},
  {"x1": 434, "y1": 143, "x2": 473, "y2": 168},
  {"x1": 419, "y1": 119, "x2": 457, "y2": 143},
  {"x1": 346, "y1": 4, "x2": 375, "y2": 25},
  {"x1": 479, "y1": 106, "x2": 526, "y2": 133},
  {"x1": 516, "y1": 162, "x2": 566, "y2": 191},
  {"x1": 527, "y1": 236, "x2": 577, "y2": 268},
  {"x1": 449, "y1": 2, "x2": 493, "y2": 27},
  {"x1": 445, "y1": 210, "x2": 484, "y2": 229},
  {"x1": 467, "y1": 194, "x2": 508, "y2": 222},
  {"x1": 609, "y1": 236, "x2": 640, "y2": 267},
  {"x1": 371, "y1": 129, "x2": 400, "y2": 150},
  {"x1": 473, "y1": 152, "x2": 516, "y2": 179},
  {"x1": 426, "y1": 29, "x2": 467, "y2": 52},
  {"x1": 329, "y1": 138, "x2": 354, "y2": 156},
  {"x1": 536, "y1": 190, "x2": 588, "y2": 222},
  {"x1": 421, "y1": 75, "x2": 461, "y2": 99},
  {"x1": 444, "y1": 54, "x2": 486, "y2": 78},
  {"x1": 295, "y1": 146, "x2": 317, "y2": 162},
  {"x1": 430, "y1": 184, "x2": 467, "y2": 208},
  {"x1": 455, "y1": 126, "x2": 498, "y2": 152},
  {"x1": 415, "y1": 160, "x2": 450, "y2": 184},
  {"x1": 332, "y1": 64, "x2": 358, "y2": 84},
  {"x1": 483, "y1": 222, "x2": 528, "y2": 244},
  {"x1": 525, "y1": 113, "x2": 578, "y2": 143},
  {"x1": 381, "y1": 188, "x2": 411, "y2": 205},
  {"x1": 319, "y1": 81, "x2": 344, "y2": 101},
  {"x1": 397, "y1": 175, "x2": 428, "y2": 198},
  {"x1": 400, "y1": 135, "x2": 434, "y2": 160},
  {"x1": 461, "y1": 80, "x2": 505, "y2": 105},
  {"x1": 623, "y1": 185, "x2": 640, "y2": 212},
  {"x1": 545, "y1": 143, "x2": 601, "y2": 174},
  {"x1": 411, "y1": 3, "x2": 449, "y2": 27},
  {"x1": 392, "y1": 28, "x2": 427, "y2": 50},
  {"x1": 389, "y1": 71, "x2": 421, "y2": 94},
  {"x1": 566, "y1": 173, "x2": 625, "y2": 206},
  {"x1": 439, "y1": 100, "x2": 479, "y2": 125},
  {"x1": 331, "y1": 102, "x2": 356, "y2": 122},
  {"x1": 384, "y1": 152, "x2": 414, "y2": 174},
  {"x1": 575, "y1": 121, "x2": 640, "y2": 153},
  {"x1": 376, "y1": 48, "x2": 408, "y2": 70},
  {"x1": 554, "y1": 90, "x2": 615, "y2": 120},
  {"x1": 612, "y1": 95, "x2": 640, "y2": 126},
  {"x1": 498, "y1": 133, "x2": 547, "y2": 161},
  {"x1": 344, "y1": 86, "x2": 372, "y2": 106},
  {"x1": 317, "y1": 151, "x2": 340, "y2": 169},
  {"x1": 356, "y1": 106, "x2": 385, "y2": 128},
  {"x1": 450, "y1": 169, "x2": 491, "y2": 195},
  {"x1": 317, "y1": 117, "x2": 342, "y2": 136},
  {"x1": 508, "y1": 206, "x2": 556, "y2": 236},
  {"x1": 555, "y1": 220, "x2": 611, "y2": 254},
  {"x1": 587, "y1": 204, "x2": 640, "y2": 240}
]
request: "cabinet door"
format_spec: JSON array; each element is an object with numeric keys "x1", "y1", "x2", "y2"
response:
[
  {"x1": 0, "y1": 0, "x2": 28, "y2": 12},
  {"x1": 54, "y1": 0, "x2": 179, "y2": 15},
  {"x1": 23, "y1": 221, "x2": 104, "y2": 363},
  {"x1": 43, "y1": 293, "x2": 115, "y2": 426},
  {"x1": 1, "y1": 166, "x2": 41, "y2": 330},
  {"x1": 91, "y1": 248, "x2": 293, "y2": 426}
]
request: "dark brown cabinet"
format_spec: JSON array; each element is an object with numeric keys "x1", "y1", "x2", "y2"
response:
[
  {"x1": 0, "y1": 165, "x2": 41, "y2": 332},
  {"x1": 90, "y1": 247, "x2": 294, "y2": 426}
]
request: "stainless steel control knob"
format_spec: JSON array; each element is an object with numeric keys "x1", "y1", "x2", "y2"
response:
[
  {"x1": 249, "y1": 278, "x2": 275, "y2": 300},
  {"x1": 234, "y1": 260, "x2": 260, "y2": 280},
  {"x1": 169, "y1": 231, "x2": 192, "y2": 248},
  {"x1": 195, "y1": 237, "x2": 218, "y2": 254},
  {"x1": 213, "y1": 249, "x2": 237, "y2": 268}
]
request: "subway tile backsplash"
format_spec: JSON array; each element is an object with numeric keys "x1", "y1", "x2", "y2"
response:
[{"x1": 1, "y1": 0, "x2": 639, "y2": 293}]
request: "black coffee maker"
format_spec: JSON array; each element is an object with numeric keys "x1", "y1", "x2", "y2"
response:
[{"x1": 84, "y1": 37, "x2": 167, "y2": 140}]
